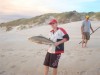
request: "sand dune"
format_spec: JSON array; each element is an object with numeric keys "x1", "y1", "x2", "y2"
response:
[{"x1": 0, "y1": 21, "x2": 100, "y2": 75}]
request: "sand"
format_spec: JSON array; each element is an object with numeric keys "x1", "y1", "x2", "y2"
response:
[{"x1": 0, "y1": 21, "x2": 100, "y2": 75}]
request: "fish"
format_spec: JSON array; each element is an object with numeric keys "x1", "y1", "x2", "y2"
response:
[
  {"x1": 28, "y1": 35, "x2": 60, "y2": 49},
  {"x1": 28, "y1": 35, "x2": 55, "y2": 45}
]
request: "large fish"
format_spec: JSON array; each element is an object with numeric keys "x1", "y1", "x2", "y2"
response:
[
  {"x1": 28, "y1": 35, "x2": 60, "y2": 49},
  {"x1": 28, "y1": 35, "x2": 55, "y2": 45}
]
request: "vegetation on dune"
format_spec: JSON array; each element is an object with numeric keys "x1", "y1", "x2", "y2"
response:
[
  {"x1": 95, "y1": 12, "x2": 100, "y2": 20},
  {"x1": 0, "y1": 11, "x2": 100, "y2": 31}
]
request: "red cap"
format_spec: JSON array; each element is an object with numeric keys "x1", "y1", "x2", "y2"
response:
[{"x1": 49, "y1": 19, "x2": 57, "y2": 25}]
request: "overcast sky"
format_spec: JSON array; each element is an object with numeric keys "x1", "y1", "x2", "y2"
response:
[{"x1": 0, "y1": 0, "x2": 100, "y2": 17}]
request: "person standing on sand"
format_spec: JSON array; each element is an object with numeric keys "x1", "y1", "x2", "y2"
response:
[
  {"x1": 43, "y1": 19, "x2": 69, "y2": 75},
  {"x1": 81, "y1": 15, "x2": 94, "y2": 48}
]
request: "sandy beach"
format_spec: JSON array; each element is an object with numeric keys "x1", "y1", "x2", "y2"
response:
[{"x1": 0, "y1": 21, "x2": 100, "y2": 75}]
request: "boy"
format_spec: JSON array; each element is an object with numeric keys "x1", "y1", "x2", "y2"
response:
[{"x1": 43, "y1": 19, "x2": 69, "y2": 75}]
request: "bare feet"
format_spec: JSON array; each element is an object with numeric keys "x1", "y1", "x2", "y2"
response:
[{"x1": 82, "y1": 45, "x2": 88, "y2": 48}]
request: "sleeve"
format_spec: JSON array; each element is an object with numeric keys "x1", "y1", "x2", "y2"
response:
[
  {"x1": 63, "y1": 34, "x2": 69, "y2": 41},
  {"x1": 59, "y1": 28, "x2": 69, "y2": 41}
]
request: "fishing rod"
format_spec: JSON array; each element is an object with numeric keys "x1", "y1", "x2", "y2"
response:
[{"x1": 79, "y1": 26, "x2": 100, "y2": 44}]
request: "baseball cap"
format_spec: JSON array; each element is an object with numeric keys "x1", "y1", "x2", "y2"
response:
[{"x1": 49, "y1": 19, "x2": 57, "y2": 25}]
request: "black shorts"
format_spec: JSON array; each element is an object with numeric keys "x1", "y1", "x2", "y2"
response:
[{"x1": 43, "y1": 52, "x2": 61, "y2": 68}]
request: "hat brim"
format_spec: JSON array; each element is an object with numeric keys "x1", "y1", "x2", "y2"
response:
[{"x1": 49, "y1": 22, "x2": 55, "y2": 25}]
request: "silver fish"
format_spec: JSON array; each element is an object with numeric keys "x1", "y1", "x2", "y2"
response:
[
  {"x1": 28, "y1": 35, "x2": 55, "y2": 45},
  {"x1": 28, "y1": 35, "x2": 60, "y2": 49}
]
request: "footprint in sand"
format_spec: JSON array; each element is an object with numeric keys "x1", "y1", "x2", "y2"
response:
[
  {"x1": 0, "y1": 71, "x2": 6, "y2": 74},
  {"x1": 0, "y1": 54, "x2": 5, "y2": 57},
  {"x1": 21, "y1": 55, "x2": 25, "y2": 57},
  {"x1": 96, "y1": 68, "x2": 100, "y2": 75},
  {"x1": 88, "y1": 50, "x2": 93, "y2": 55},
  {"x1": 80, "y1": 71, "x2": 86, "y2": 75},
  {"x1": 10, "y1": 65, "x2": 16, "y2": 69},
  {"x1": 9, "y1": 53, "x2": 13, "y2": 55},
  {"x1": 89, "y1": 50, "x2": 93, "y2": 52},
  {"x1": 21, "y1": 60, "x2": 27, "y2": 63},
  {"x1": 77, "y1": 72, "x2": 80, "y2": 74}
]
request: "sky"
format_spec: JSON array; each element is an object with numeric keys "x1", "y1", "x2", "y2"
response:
[{"x1": 0, "y1": 0, "x2": 100, "y2": 17}]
